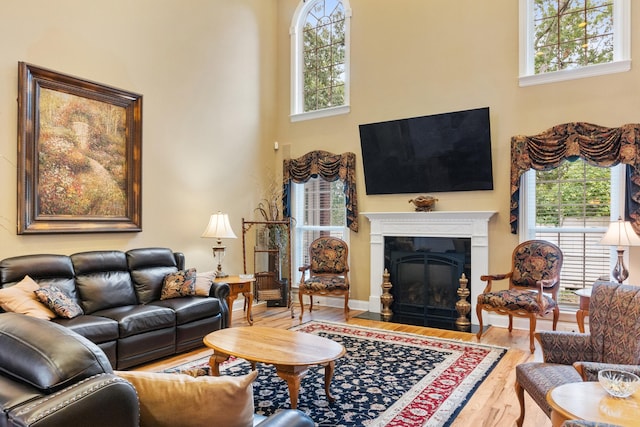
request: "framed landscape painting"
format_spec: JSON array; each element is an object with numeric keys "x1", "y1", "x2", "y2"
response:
[{"x1": 17, "y1": 62, "x2": 142, "y2": 234}]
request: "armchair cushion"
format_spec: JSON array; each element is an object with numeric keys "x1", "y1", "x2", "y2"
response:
[
  {"x1": 477, "y1": 289, "x2": 556, "y2": 314},
  {"x1": 536, "y1": 331, "x2": 594, "y2": 365},
  {"x1": 308, "y1": 237, "x2": 349, "y2": 274},
  {"x1": 515, "y1": 363, "x2": 583, "y2": 416},
  {"x1": 0, "y1": 275, "x2": 55, "y2": 320},
  {"x1": 301, "y1": 275, "x2": 349, "y2": 292},
  {"x1": 116, "y1": 370, "x2": 258, "y2": 427}
]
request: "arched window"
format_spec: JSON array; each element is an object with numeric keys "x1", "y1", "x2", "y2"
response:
[{"x1": 290, "y1": 0, "x2": 351, "y2": 122}]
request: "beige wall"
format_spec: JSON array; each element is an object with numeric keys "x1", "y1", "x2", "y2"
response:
[
  {"x1": 0, "y1": 1, "x2": 278, "y2": 274},
  {"x1": 1, "y1": 1, "x2": 638, "y2": 307},
  {"x1": 275, "y1": 0, "x2": 640, "y2": 302}
]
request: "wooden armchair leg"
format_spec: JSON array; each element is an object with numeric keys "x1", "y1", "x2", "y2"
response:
[
  {"x1": 528, "y1": 315, "x2": 537, "y2": 353},
  {"x1": 343, "y1": 294, "x2": 349, "y2": 319},
  {"x1": 298, "y1": 290, "x2": 304, "y2": 320},
  {"x1": 475, "y1": 304, "x2": 484, "y2": 341},
  {"x1": 515, "y1": 379, "x2": 525, "y2": 427}
]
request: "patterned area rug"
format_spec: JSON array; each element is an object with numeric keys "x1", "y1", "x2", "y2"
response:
[{"x1": 164, "y1": 321, "x2": 506, "y2": 427}]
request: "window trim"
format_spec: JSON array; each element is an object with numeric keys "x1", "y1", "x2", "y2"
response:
[
  {"x1": 289, "y1": 0, "x2": 352, "y2": 121},
  {"x1": 290, "y1": 179, "x2": 349, "y2": 287},
  {"x1": 518, "y1": 0, "x2": 631, "y2": 87},
  {"x1": 520, "y1": 163, "x2": 626, "y2": 299}
]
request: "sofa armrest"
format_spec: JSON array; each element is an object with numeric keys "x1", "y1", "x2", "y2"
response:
[
  {"x1": 573, "y1": 361, "x2": 640, "y2": 381},
  {"x1": 209, "y1": 281, "x2": 230, "y2": 328},
  {"x1": 536, "y1": 331, "x2": 593, "y2": 364},
  {"x1": 255, "y1": 410, "x2": 314, "y2": 427},
  {"x1": 8, "y1": 374, "x2": 139, "y2": 427}
]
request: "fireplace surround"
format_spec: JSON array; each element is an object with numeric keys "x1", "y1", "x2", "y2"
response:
[{"x1": 363, "y1": 212, "x2": 496, "y2": 327}]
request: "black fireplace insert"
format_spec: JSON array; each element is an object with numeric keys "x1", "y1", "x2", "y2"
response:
[{"x1": 384, "y1": 236, "x2": 471, "y2": 329}]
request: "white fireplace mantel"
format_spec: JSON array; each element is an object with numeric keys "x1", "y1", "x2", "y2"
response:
[{"x1": 362, "y1": 211, "x2": 497, "y2": 317}]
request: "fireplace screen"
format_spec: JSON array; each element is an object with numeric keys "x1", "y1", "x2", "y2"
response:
[{"x1": 385, "y1": 237, "x2": 470, "y2": 327}]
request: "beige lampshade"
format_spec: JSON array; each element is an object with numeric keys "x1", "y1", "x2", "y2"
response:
[
  {"x1": 201, "y1": 212, "x2": 237, "y2": 240},
  {"x1": 599, "y1": 217, "x2": 640, "y2": 249}
]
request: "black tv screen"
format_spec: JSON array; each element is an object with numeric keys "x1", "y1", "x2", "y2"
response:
[{"x1": 359, "y1": 107, "x2": 494, "y2": 195}]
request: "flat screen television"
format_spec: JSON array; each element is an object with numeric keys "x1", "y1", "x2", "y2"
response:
[{"x1": 358, "y1": 107, "x2": 494, "y2": 195}]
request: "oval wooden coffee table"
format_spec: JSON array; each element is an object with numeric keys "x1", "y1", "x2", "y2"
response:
[{"x1": 203, "y1": 326, "x2": 346, "y2": 409}]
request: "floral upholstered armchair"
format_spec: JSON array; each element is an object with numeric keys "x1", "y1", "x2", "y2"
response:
[
  {"x1": 476, "y1": 240, "x2": 563, "y2": 353},
  {"x1": 514, "y1": 281, "x2": 640, "y2": 427},
  {"x1": 298, "y1": 236, "x2": 349, "y2": 320}
]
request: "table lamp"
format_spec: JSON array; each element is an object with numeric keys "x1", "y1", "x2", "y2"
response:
[
  {"x1": 599, "y1": 217, "x2": 640, "y2": 283},
  {"x1": 201, "y1": 212, "x2": 237, "y2": 278}
]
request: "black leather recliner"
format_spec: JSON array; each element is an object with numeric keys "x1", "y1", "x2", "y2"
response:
[
  {"x1": 0, "y1": 312, "x2": 139, "y2": 427},
  {"x1": 0, "y1": 313, "x2": 314, "y2": 427}
]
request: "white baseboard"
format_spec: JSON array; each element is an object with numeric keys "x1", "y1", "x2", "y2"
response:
[
  {"x1": 483, "y1": 311, "x2": 586, "y2": 333},
  {"x1": 232, "y1": 293, "x2": 588, "y2": 333}
]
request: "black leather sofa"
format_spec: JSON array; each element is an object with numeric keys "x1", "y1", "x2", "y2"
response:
[
  {"x1": 0, "y1": 247, "x2": 229, "y2": 369},
  {"x1": 0, "y1": 312, "x2": 315, "y2": 427}
]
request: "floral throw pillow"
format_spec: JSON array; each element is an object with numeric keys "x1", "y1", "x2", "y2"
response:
[
  {"x1": 34, "y1": 285, "x2": 84, "y2": 319},
  {"x1": 161, "y1": 268, "x2": 197, "y2": 300}
]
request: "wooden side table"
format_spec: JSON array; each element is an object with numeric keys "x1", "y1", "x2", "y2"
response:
[
  {"x1": 215, "y1": 275, "x2": 255, "y2": 326},
  {"x1": 575, "y1": 288, "x2": 591, "y2": 333},
  {"x1": 547, "y1": 381, "x2": 640, "y2": 426}
]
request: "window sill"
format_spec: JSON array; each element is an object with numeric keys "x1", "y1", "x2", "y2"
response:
[
  {"x1": 290, "y1": 105, "x2": 350, "y2": 123},
  {"x1": 519, "y1": 60, "x2": 631, "y2": 87}
]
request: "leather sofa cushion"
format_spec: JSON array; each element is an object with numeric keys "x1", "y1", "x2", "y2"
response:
[
  {"x1": 116, "y1": 370, "x2": 258, "y2": 427},
  {"x1": 127, "y1": 248, "x2": 180, "y2": 304},
  {"x1": 131, "y1": 266, "x2": 178, "y2": 304},
  {"x1": 72, "y1": 251, "x2": 138, "y2": 314},
  {"x1": 75, "y1": 271, "x2": 138, "y2": 314},
  {"x1": 93, "y1": 305, "x2": 175, "y2": 338},
  {"x1": 0, "y1": 313, "x2": 113, "y2": 393},
  {"x1": 53, "y1": 314, "x2": 119, "y2": 343},
  {"x1": 0, "y1": 254, "x2": 75, "y2": 286},
  {"x1": 151, "y1": 297, "x2": 221, "y2": 325}
]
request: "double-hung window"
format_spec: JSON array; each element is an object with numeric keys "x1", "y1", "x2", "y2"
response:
[
  {"x1": 522, "y1": 160, "x2": 624, "y2": 305},
  {"x1": 290, "y1": 0, "x2": 351, "y2": 121},
  {"x1": 291, "y1": 177, "x2": 348, "y2": 285},
  {"x1": 519, "y1": 0, "x2": 630, "y2": 86}
]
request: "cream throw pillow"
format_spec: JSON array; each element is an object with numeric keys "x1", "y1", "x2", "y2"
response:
[
  {"x1": 116, "y1": 370, "x2": 257, "y2": 427},
  {"x1": 195, "y1": 271, "x2": 217, "y2": 296},
  {"x1": 0, "y1": 275, "x2": 55, "y2": 319}
]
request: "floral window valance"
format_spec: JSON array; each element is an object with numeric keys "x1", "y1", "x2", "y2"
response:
[
  {"x1": 283, "y1": 150, "x2": 359, "y2": 232},
  {"x1": 510, "y1": 122, "x2": 640, "y2": 234}
]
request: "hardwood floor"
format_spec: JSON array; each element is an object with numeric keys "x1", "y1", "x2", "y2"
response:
[{"x1": 137, "y1": 303, "x2": 551, "y2": 427}]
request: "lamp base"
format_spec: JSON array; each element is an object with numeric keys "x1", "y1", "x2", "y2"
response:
[
  {"x1": 612, "y1": 249, "x2": 629, "y2": 284},
  {"x1": 215, "y1": 271, "x2": 229, "y2": 278}
]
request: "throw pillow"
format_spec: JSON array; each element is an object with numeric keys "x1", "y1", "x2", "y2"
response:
[
  {"x1": 116, "y1": 370, "x2": 257, "y2": 427},
  {"x1": 0, "y1": 275, "x2": 55, "y2": 320},
  {"x1": 195, "y1": 270, "x2": 217, "y2": 296},
  {"x1": 160, "y1": 268, "x2": 197, "y2": 300},
  {"x1": 34, "y1": 285, "x2": 84, "y2": 319}
]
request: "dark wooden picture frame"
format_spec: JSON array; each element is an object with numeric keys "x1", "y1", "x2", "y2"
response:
[{"x1": 17, "y1": 62, "x2": 142, "y2": 234}]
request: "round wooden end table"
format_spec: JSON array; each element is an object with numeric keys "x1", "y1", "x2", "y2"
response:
[
  {"x1": 547, "y1": 381, "x2": 640, "y2": 426},
  {"x1": 203, "y1": 326, "x2": 345, "y2": 409}
]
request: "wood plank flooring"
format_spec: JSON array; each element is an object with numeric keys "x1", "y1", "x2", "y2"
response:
[{"x1": 137, "y1": 303, "x2": 551, "y2": 427}]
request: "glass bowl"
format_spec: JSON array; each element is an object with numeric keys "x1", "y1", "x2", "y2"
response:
[{"x1": 598, "y1": 369, "x2": 640, "y2": 398}]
